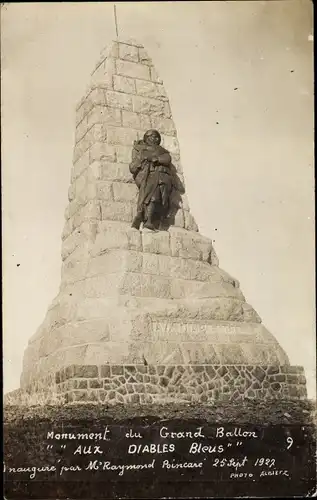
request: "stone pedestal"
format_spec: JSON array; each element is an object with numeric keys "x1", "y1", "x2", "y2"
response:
[{"x1": 20, "y1": 39, "x2": 307, "y2": 402}]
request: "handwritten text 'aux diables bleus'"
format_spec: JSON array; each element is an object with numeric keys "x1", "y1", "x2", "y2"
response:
[{"x1": 45, "y1": 426, "x2": 259, "y2": 455}]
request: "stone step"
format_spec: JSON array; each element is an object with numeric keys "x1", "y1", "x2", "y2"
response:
[
  {"x1": 61, "y1": 249, "x2": 230, "y2": 288},
  {"x1": 21, "y1": 313, "x2": 289, "y2": 388}
]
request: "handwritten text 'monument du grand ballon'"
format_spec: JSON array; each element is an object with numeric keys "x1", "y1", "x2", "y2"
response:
[{"x1": 47, "y1": 426, "x2": 258, "y2": 455}]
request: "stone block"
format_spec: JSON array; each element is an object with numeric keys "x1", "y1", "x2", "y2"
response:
[
  {"x1": 61, "y1": 244, "x2": 90, "y2": 276},
  {"x1": 72, "y1": 149, "x2": 90, "y2": 181},
  {"x1": 100, "y1": 365, "x2": 111, "y2": 378},
  {"x1": 253, "y1": 366, "x2": 266, "y2": 382},
  {"x1": 106, "y1": 126, "x2": 138, "y2": 146},
  {"x1": 142, "y1": 230, "x2": 171, "y2": 255},
  {"x1": 88, "y1": 251, "x2": 142, "y2": 276},
  {"x1": 127, "y1": 227, "x2": 143, "y2": 251},
  {"x1": 118, "y1": 43, "x2": 139, "y2": 62},
  {"x1": 83, "y1": 341, "x2": 131, "y2": 366},
  {"x1": 73, "y1": 127, "x2": 106, "y2": 163},
  {"x1": 90, "y1": 161, "x2": 132, "y2": 183},
  {"x1": 111, "y1": 365, "x2": 124, "y2": 375},
  {"x1": 140, "y1": 274, "x2": 171, "y2": 299},
  {"x1": 89, "y1": 87, "x2": 107, "y2": 105},
  {"x1": 130, "y1": 393, "x2": 140, "y2": 403},
  {"x1": 242, "y1": 303, "x2": 261, "y2": 323},
  {"x1": 88, "y1": 123, "x2": 108, "y2": 143},
  {"x1": 174, "y1": 297, "x2": 245, "y2": 322},
  {"x1": 112, "y1": 182, "x2": 138, "y2": 203},
  {"x1": 70, "y1": 163, "x2": 87, "y2": 191},
  {"x1": 121, "y1": 110, "x2": 151, "y2": 130},
  {"x1": 72, "y1": 365, "x2": 98, "y2": 378},
  {"x1": 75, "y1": 99, "x2": 94, "y2": 127},
  {"x1": 139, "y1": 114, "x2": 152, "y2": 130},
  {"x1": 170, "y1": 258, "x2": 211, "y2": 281},
  {"x1": 112, "y1": 182, "x2": 138, "y2": 202},
  {"x1": 288, "y1": 365, "x2": 303, "y2": 373},
  {"x1": 72, "y1": 379, "x2": 87, "y2": 389},
  {"x1": 119, "y1": 273, "x2": 143, "y2": 296},
  {"x1": 98, "y1": 43, "x2": 119, "y2": 61},
  {"x1": 150, "y1": 66, "x2": 163, "y2": 84},
  {"x1": 241, "y1": 343, "x2": 281, "y2": 365},
  {"x1": 71, "y1": 201, "x2": 101, "y2": 231},
  {"x1": 100, "y1": 200, "x2": 133, "y2": 223},
  {"x1": 113, "y1": 75, "x2": 136, "y2": 94},
  {"x1": 62, "y1": 217, "x2": 74, "y2": 241},
  {"x1": 92, "y1": 229, "x2": 129, "y2": 255},
  {"x1": 184, "y1": 211, "x2": 199, "y2": 232},
  {"x1": 65, "y1": 190, "x2": 87, "y2": 220},
  {"x1": 87, "y1": 106, "x2": 122, "y2": 128},
  {"x1": 89, "y1": 378, "x2": 103, "y2": 389},
  {"x1": 169, "y1": 228, "x2": 213, "y2": 262},
  {"x1": 91, "y1": 222, "x2": 141, "y2": 254},
  {"x1": 288, "y1": 385, "x2": 301, "y2": 398},
  {"x1": 138, "y1": 47, "x2": 152, "y2": 65},
  {"x1": 75, "y1": 115, "x2": 89, "y2": 144},
  {"x1": 73, "y1": 171, "x2": 88, "y2": 198},
  {"x1": 267, "y1": 366, "x2": 280, "y2": 375},
  {"x1": 116, "y1": 59, "x2": 151, "y2": 80},
  {"x1": 61, "y1": 258, "x2": 89, "y2": 286},
  {"x1": 135, "y1": 80, "x2": 167, "y2": 101},
  {"x1": 117, "y1": 38, "x2": 143, "y2": 48},
  {"x1": 132, "y1": 95, "x2": 171, "y2": 117},
  {"x1": 142, "y1": 253, "x2": 172, "y2": 277},
  {"x1": 90, "y1": 59, "x2": 114, "y2": 89},
  {"x1": 121, "y1": 110, "x2": 140, "y2": 129},
  {"x1": 287, "y1": 374, "x2": 301, "y2": 384},
  {"x1": 171, "y1": 279, "x2": 234, "y2": 300},
  {"x1": 92, "y1": 181, "x2": 113, "y2": 201},
  {"x1": 77, "y1": 89, "x2": 106, "y2": 126},
  {"x1": 169, "y1": 231, "x2": 200, "y2": 261},
  {"x1": 105, "y1": 90, "x2": 133, "y2": 111},
  {"x1": 104, "y1": 55, "x2": 117, "y2": 74},
  {"x1": 115, "y1": 145, "x2": 132, "y2": 164},
  {"x1": 61, "y1": 228, "x2": 87, "y2": 261},
  {"x1": 68, "y1": 183, "x2": 76, "y2": 202},
  {"x1": 86, "y1": 253, "x2": 115, "y2": 278},
  {"x1": 89, "y1": 142, "x2": 116, "y2": 163},
  {"x1": 150, "y1": 116, "x2": 176, "y2": 136}
]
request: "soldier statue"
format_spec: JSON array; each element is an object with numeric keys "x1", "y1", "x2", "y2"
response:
[{"x1": 129, "y1": 129, "x2": 178, "y2": 231}]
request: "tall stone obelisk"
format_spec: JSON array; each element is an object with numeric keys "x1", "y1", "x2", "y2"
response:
[{"x1": 20, "y1": 39, "x2": 307, "y2": 403}]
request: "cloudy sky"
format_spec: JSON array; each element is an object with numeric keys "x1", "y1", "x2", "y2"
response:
[{"x1": 2, "y1": 1, "x2": 314, "y2": 397}]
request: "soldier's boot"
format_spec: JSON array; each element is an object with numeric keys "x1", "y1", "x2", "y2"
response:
[
  {"x1": 143, "y1": 202, "x2": 157, "y2": 231},
  {"x1": 131, "y1": 212, "x2": 143, "y2": 230}
]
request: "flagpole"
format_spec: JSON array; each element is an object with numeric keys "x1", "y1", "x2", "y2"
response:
[{"x1": 113, "y1": 4, "x2": 119, "y2": 40}]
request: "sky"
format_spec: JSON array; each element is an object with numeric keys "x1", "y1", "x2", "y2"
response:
[{"x1": 1, "y1": 1, "x2": 315, "y2": 397}]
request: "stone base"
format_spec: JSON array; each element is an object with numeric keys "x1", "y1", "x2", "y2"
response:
[
  {"x1": 21, "y1": 224, "x2": 291, "y2": 387},
  {"x1": 22, "y1": 364, "x2": 307, "y2": 404}
]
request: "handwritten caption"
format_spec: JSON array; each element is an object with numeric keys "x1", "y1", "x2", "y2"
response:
[{"x1": 4, "y1": 424, "x2": 296, "y2": 481}]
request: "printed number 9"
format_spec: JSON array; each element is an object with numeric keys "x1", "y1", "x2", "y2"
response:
[{"x1": 286, "y1": 437, "x2": 293, "y2": 449}]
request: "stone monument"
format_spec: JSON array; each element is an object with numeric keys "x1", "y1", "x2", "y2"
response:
[{"x1": 20, "y1": 39, "x2": 307, "y2": 404}]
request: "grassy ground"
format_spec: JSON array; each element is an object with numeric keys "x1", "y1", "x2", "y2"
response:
[{"x1": 4, "y1": 398, "x2": 317, "y2": 425}]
